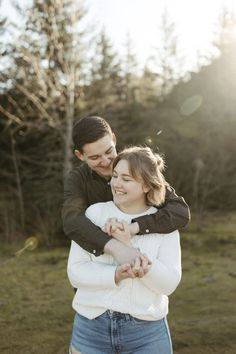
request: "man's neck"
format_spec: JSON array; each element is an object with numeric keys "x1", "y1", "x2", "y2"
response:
[{"x1": 91, "y1": 168, "x2": 111, "y2": 181}]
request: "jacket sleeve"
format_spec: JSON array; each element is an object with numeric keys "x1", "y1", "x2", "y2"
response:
[
  {"x1": 132, "y1": 186, "x2": 190, "y2": 234},
  {"x1": 140, "y1": 230, "x2": 182, "y2": 296},
  {"x1": 62, "y1": 169, "x2": 110, "y2": 256},
  {"x1": 67, "y1": 241, "x2": 118, "y2": 290}
]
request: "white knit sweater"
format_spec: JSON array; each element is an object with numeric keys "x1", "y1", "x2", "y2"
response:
[{"x1": 67, "y1": 201, "x2": 182, "y2": 320}]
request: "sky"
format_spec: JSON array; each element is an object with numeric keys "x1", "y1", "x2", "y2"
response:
[
  {"x1": 1, "y1": 0, "x2": 236, "y2": 70},
  {"x1": 85, "y1": 0, "x2": 236, "y2": 69}
]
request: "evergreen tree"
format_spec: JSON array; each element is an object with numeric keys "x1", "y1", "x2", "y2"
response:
[
  {"x1": 0, "y1": 0, "x2": 88, "y2": 241},
  {"x1": 150, "y1": 7, "x2": 185, "y2": 99},
  {"x1": 85, "y1": 30, "x2": 123, "y2": 112}
]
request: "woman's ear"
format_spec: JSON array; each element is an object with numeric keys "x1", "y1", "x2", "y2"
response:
[{"x1": 143, "y1": 184, "x2": 150, "y2": 194}]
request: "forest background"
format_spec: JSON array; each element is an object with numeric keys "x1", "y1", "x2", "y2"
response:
[
  {"x1": 0, "y1": 0, "x2": 236, "y2": 241},
  {"x1": 0, "y1": 1, "x2": 235, "y2": 353}
]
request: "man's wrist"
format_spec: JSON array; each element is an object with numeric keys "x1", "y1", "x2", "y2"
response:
[
  {"x1": 104, "y1": 238, "x2": 121, "y2": 256},
  {"x1": 129, "y1": 222, "x2": 140, "y2": 236}
]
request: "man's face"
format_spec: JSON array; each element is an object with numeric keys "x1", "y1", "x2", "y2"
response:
[{"x1": 75, "y1": 134, "x2": 117, "y2": 179}]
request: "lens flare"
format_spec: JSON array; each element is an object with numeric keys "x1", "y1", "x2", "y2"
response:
[{"x1": 15, "y1": 236, "x2": 39, "y2": 257}]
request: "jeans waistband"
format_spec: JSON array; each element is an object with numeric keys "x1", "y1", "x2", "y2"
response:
[{"x1": 105, "y1": 309, "x2": 132, "y2": 321}]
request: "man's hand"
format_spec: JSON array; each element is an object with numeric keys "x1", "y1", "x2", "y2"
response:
[
  {"x1": 103, "y1": 219, "x2": 140, "y2": 244},
  {"x1": 129, "y1": 222, "x2": 140, "y2": 236},
  {"x1": 103, "y1": 220, "x2": 131, "y2": 245},
  {"x1": 103, "y1": 218, "x2": 123, "y2": 236}
]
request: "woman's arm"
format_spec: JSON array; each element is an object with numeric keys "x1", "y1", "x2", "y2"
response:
[
  {"x1": 140, "y1": 230, "x2": 182, "y2": 296},
  {"x1": 67, "y1": 241, "x2": 118, "y2": 290}
]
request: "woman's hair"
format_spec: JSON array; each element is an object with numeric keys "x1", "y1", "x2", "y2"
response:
[{"x1": 112, "y1": 146, "x2": 167, "y2": 206}]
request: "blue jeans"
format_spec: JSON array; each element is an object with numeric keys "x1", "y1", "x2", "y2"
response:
[{"x1": 70, "y1": 310, "x2": 173, "y2": 354}]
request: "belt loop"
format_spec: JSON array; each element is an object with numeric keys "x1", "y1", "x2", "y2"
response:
[
  {"x1": 125, "y1": 313, "x2": 130, "y2": 321},
  {"x1": 107, "y1": 309, "x2": 113, "y2": 317}
]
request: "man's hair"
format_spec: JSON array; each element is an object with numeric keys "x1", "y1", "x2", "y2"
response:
[
  {"x1": 112, "y1": 146, "x2": 168, "y2": 206},
  {"x1": 72, "y1": 116, "x2": 113, "y2": 152}
]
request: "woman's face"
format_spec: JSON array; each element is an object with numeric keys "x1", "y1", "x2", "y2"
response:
[{"x1": 111, "y1": 159, "x2": 148, "y2": 213}]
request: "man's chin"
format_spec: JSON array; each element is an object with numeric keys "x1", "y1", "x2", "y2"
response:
[{"x1": 97, "y1": 167, "x2": 112, "y2": 178}]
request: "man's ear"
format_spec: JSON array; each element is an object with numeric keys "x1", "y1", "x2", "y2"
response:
[
  {"x1": 112, "y1": 133, "x2": 116, "y2": 145},
  {"x1": 74, "y1": 149, "x2": 84, "y2": 161}
]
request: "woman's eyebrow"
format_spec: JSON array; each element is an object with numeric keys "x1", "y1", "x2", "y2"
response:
[{"x1": 113, "y1": 169, "x2": 133, "y2": 178}]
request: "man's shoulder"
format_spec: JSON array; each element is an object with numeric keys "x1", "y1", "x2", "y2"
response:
[{"x1": 67, "y1": 163, "x2": 91, "y2": 179}]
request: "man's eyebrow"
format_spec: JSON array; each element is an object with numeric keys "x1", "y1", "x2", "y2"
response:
[
  {"x1": 87, "y1": 154, "x2": 99, "y2": 158},
  {"x1": 105, "y1": 146, "x2": 113, "y2": 153}
]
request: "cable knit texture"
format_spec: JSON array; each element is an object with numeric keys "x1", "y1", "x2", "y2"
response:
[{"x1": 67, "y1": 201, "x2": 182, "y2": 320}]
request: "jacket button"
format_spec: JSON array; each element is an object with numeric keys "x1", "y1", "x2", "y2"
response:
[{"x1": 145, "y1": 229, "x2": 149, "y2": 233}]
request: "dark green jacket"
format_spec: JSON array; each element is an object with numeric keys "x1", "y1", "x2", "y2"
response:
[{"x1": 62, "y1": 163, "x2": 190, "y2": 256}]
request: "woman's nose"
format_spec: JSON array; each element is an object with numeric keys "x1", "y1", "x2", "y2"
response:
[{"x1": 113, "y1": 176, "x2": 122, "y2": 188}]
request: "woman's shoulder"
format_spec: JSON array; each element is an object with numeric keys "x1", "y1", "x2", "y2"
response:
[
  {"x1": 86, "y1": 201, "x2": 114, "y2": 215},
  {"x1": 85, "y1": 201, "x2": 116, "y2": 226}
]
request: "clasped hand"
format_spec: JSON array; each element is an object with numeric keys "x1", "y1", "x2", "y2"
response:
[
  {"x1": 102, "y1": 218, "x2": 152, "y2": 284},
  {"x1": 103, "y1": 217, "x2": 133, "y2": 245}
]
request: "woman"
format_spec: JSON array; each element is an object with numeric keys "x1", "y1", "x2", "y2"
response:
[{"x1": 67, "y1": 146, "x2": 182, "y2": 354}]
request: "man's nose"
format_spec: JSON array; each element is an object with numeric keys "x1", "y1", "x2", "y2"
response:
[{"x1": 100, "y1": 155, "x2": 110, "y2": 166}]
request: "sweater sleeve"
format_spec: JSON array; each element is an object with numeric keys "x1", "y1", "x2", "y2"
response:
[
  {"x1": 67, "y1": 241, "x2": 118, "y2": 290},
  {"x1": 140, "y1": 230, "x2": 182, "y2": 296},
  {"x1": 132, "y1": 186, "x2": 190, "y2": 234}
]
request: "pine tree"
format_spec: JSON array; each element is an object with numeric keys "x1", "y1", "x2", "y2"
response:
[{"x1": 0, "y1": 0, "x2": 89, "y2": 241}]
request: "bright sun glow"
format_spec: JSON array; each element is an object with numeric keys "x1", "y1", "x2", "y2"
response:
[
  {"x1": 2, "y1": 0, "x2": 236, "y2": 69},
  {"x1": 86, "y1": 0, "x2": 236, "y2": 68}
]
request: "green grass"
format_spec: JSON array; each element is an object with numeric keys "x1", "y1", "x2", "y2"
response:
[{"x1": 0, "y1": 212, "x2": 235, "y2": 354}]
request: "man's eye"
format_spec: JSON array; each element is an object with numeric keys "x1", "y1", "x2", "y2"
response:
[
  {"x1": 112, "y1": 174, "x2": 117, "y2": 178},
  {"x1": 90, "y1": 157, "x2": 98, "y2": 161}
]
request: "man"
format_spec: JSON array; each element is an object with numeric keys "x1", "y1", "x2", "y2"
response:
[{"x1": 62, "y1": 116, "x2": 190, "y2": 269}]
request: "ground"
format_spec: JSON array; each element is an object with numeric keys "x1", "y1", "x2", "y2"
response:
[{"x1": 0, "y1": 212, "x2": 235, "y2": 354}]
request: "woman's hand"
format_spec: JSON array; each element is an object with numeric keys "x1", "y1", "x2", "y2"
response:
[
  {"x1": 115, "y1": 255, "x2": 152, "y2": 284},
  {"x1": 132, "y1": 254, "x2": 152, "y2": 278},
  {"x1": 115, "y1": 263, "x2": 135, "y2": 284}
]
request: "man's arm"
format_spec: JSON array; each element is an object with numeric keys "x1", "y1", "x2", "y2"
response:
[
  {"x1": 62, "y1": 168, "x2": 110, "y2": 256},
  {"x1": 132, "y1": 186, "x2": 190, "y2": 234},
  {"x1": 62, "y1": 167, "x2": 142, "y2": 264}
]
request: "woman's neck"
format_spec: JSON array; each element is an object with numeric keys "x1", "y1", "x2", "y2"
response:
[{"x1": 114, "y1": 201, "x2": 150, "y2": 215}]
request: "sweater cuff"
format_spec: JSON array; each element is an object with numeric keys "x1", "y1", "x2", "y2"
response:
[{"x1": 100, "y1": 265, "x2": 119, "y2": 288}]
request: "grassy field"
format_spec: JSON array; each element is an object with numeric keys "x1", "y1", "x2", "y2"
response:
[{"x1": 0, "y1": 212, "x2": 235, "y2": 354}]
